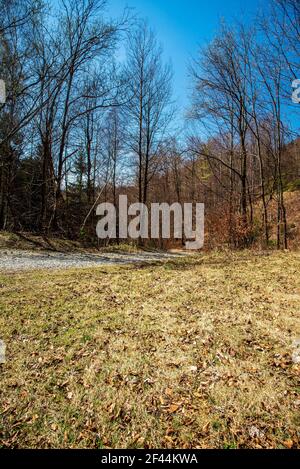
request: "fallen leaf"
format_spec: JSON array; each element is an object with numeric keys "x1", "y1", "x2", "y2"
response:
[
  {"x1": 202, "y1": 422, "x2": 210, "y2": 434},
  {"x1": 168, "y1": 404, "x2": 180, "y2": 413},
  {"x1": 283, "y1": 439, "x2": 293, "y2": 449},
  {"x1": 189, "y1": 366, "x2": 198, "y2": 372}
]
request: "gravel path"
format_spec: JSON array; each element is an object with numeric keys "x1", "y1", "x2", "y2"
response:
[{"x1": 0, "y1": 249, "x2": 184, "y2": 271}]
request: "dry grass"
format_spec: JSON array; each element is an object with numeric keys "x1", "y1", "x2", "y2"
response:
[
  {"x1": 0, "y1": 251, "x2": 300, "y2": 449},
  {"x1": 0, "y1": 231, "x2": 84, "y2": 252},
  {"x1": 0, "y1": 231, "x2": 150, "y2": 255}
]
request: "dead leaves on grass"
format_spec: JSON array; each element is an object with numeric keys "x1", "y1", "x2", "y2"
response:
[{"x1": 1, "y1": 252, "x2": 300, "y2": 449}]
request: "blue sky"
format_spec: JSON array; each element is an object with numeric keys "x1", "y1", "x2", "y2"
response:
[{"x1": 108, "y1": 0, "x2": 264, "y2": 117}]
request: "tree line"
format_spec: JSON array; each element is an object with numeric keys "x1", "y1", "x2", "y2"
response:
[{"x1": 0, "y1": 0, "x2": 299, "y2": 249}]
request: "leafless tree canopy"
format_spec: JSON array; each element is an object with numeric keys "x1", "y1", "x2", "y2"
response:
[{"x1": 0, "y1": 0, "x2": 299, "y2": 249}]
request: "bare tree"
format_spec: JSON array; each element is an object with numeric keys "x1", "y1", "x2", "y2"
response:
[{"x1": 124, "y1": 21, "x2": 173, "y2": 205}]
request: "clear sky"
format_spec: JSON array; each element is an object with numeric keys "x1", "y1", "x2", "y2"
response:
[{"x1": 108, "y1": 0, "x2": 264, "y2": 118}]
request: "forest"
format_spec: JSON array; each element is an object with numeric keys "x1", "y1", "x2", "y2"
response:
[{"x1": 0, "y1": 0, "x2": 299, "y2": 251}]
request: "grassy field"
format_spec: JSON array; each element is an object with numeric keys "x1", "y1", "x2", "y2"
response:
[{"x1": 0, "y1": 251, "x2": 300, "y2": 449}]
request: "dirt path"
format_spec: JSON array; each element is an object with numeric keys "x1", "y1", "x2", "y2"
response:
[{"x1": 0, "y1": 249, "x2": 184, "y2": 271}]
